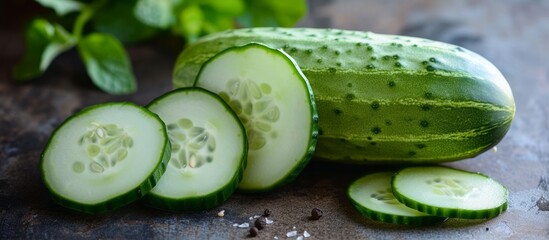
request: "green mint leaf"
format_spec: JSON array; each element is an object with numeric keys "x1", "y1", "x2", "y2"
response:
[
  {"x1": 175, "y1": 0, "x2": 243, "y2": 42},
  {"x1": 93, "y1": 0, "x2": 158, "y2": 43},
  {"x1": 77, "y1": 33, "x2": 137, "y2": 94},
  {"x1": 200, "y1": 8, "x2": 235, "y2": 35},
  {"x1": 35, "y1": 0, "x2": 84, "y2": 16},
  {"x1": 199, "y1": 0, "x2": 245, "y2": 16},
  {"x1": 13, "y1": 19, "x2": 75, "y2": 81},
  {"x1": 238, "y1": 0, "x2": 307, "y2": 27},
  {"x1": 178, "y1": 4, "x2": 204, "y2": 42},
  {"x1": 134, "y1": 0, "x2": 179, "y2": 28}
]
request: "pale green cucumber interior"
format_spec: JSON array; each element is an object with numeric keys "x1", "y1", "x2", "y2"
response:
[
  {"x1": 147, "y1": 89, "x2": 246, "y2": 198},
  {"x1": 195, "y1": 44, "x2": 315, "y2": 190},
  {"x1": 349, "y1": 172, "x2": 432, "y2": 217},
  {"x1": 393, "y1": 167, "x2": 507, "y2": 210},
  {"x1": 42, "y1": 104, "x2": 166, "y2": 204}
]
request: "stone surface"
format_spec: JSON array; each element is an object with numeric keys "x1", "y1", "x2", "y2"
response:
[{"x1": 1, "y1": 0, "x2": 548, "y2": 239}]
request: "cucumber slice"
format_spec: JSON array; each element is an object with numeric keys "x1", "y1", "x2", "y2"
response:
[
  {"x1": 348, "y1": 172, "x2": 447, "y2": 225},
  {"x1": 144, "y1": 88, "x2": 247, "y2": 211},
  {"x1": 41, "y1": 102, "x2": 170, "y2": 214},
  {"x1": 392, "y1": 166, "x2": 508, "y2": 219},
  {"x1": 194, "y1": 43, "x2": 318, "y2": 192}
]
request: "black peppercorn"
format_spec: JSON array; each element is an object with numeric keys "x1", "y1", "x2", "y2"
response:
[
  {"x1": 249, "y1": 227, "x2": 259, "y2": 237},
  {"x1": 254, "y1": 217, "x2": 266, "y2": 230},
  {"x1": 311, "y1": 208, "x2": 323, "y2": 220},
  {"x1": 263, "y1": 208, "x2": 272, "y2": 217}
]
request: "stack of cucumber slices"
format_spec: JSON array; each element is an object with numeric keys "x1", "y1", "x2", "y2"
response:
[
  {"x1": 348, "y1": 166, "x2": 508, "y2": 225},
  {"x1": 41, "y1": 43, "x2": 318, "y2": 213}
]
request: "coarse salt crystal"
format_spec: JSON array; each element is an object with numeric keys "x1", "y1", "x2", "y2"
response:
[
  {"x1": 249, "y1": 217, "x2": 253, "y2": 220},
  {"x1": 286, "y1": 231, "x2": 298, "y2": 237},
  {"x1": 492, "y1": 146, "x2": 498, "y2": 153},
  {"x1": 265, "y1": 218, "x2": 273, "y2": 224},
  {"x1": 293, "y1": 226, "x2": 296, "y2": 230},
  {"x1": 232, "y1": 223, "x2": 239, "y2": 227},
  {"x1": 238, "y1": 223, "x2": 249, "y2": 228},
  {"x1": 217, "y1": 210, "x2": 225, "y2": 217},
  {"x1": 254, "y1": 215, "x2": 261, "y2": 218},
  {"x1": 274, "y1": 237, "x2": 278, "y2": 240},
  {"x1": 297, "y1": 236, "x2": 304, "y2": 240},
  {"x1": 303, "y1": 231, "x2": 311, "y2": 238}
]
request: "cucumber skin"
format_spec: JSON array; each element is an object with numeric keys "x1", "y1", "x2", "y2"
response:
[
  {"x1": 174, "y1": 27, "x2": 515, "y2": 163},
  {"x1": 40, "y1": 102, "x2": 171, "y2": 214},
  {"x1": 350, "y1": 200, "x2": 447, "y2": 226},
  {"x1": 143, "y1": 161, "x2": 246, "y2": 211}
]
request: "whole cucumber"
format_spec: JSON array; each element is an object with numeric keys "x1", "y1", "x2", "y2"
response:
[{"x1": 173, "y1": 28, "x2": 515, "y2": 163}]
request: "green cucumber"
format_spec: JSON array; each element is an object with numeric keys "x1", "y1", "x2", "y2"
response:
[
  {"x1": 391, "y1": 166, "x2": 508, "y2": 219},
  {"x1": 348, "y1": 172, "x2": 447, "y2": 225},
  {"x1": 41, "y1": 102, "x2": 170, "y2": 214},
  {"x1": 144, "y1": 88, "x2": 247, "y2": 211},
  {"x1": 173, "y1": 27, "x2": 515, "y2": 163},
  {"x1": 194, "y1": 43, "x2": 318, "y2": 192}
]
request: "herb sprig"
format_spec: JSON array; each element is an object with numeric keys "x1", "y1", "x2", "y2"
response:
[{"x1": 13, "y1": 0, "x2": 307, "y2": 94}]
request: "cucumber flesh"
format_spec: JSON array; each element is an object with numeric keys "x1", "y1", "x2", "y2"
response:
[
  {"x1": 41, "y1": 102, "x2": 170, "y2": 214},
  {"x1": 348, "y1": 172, "x2": 446, "y2": 225},
  {"x1": 144, "y1": 88, "x2": 247, "y2": 211},
  {"x1": 194, "y1": 43, "x2": 318, "y2": 192},
  {"x1": 392, "y1": 166, "x2": 508, "y2": 219}
]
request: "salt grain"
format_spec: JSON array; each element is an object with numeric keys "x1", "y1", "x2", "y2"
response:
[
  {"x1": 217, "y1": 210, "x2": 225, "y2": 217},
  {"x1": 303, "y1": 231, "x2": 311, "y2": 238},
  {"x1": 492, "y1": 146, "x2": 498, "y2": 153},
  {"x1": 254, "y1": 215, "x2": 261, "y2": 219},
  {"x1": 265, "y1": 218, "x2": 273, "y2": 224},
  {"x1": 233, "y1": 223, "x2": 239, "y2": 227},
  {"x1": 274, "y1": 237, "x2": 278, "y2": 240},
  {"x1": 297, "y1": 236, "x2": 304, "y2": 240},
  {"x1": 238, "y1": 223, "x2": 249, "y2": 228},
  {"x1": 249, "y1": 217, "x2": 253, "y2": 220},
  {"x1": 286, "y1": 231, "x2": 298, "y2": 237}
]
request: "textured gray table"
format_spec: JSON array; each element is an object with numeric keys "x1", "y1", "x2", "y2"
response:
[{"x1": 1, "y1": 0, "x2": 548, "y2": 239}]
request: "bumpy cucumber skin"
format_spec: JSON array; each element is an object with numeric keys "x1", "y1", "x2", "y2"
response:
[
  {"x1": 348, "y1": 172, "x2": 447, "y2": 226},
  {"x1": 350, "y1": 200, "x2": 447, "y2": 226},
  {"x1": 40, "y1": 102, "x2": 171, "y2": 214},
  {"x1": 391, "y1": 166, "x2": 508, "y2": 219},
  {"x1": 143, "y1": 88, "x2": 248, "y2": 211},
  {"x1": 194, "y1": 43, "x2": 318, "y2": 192},
  {"x1": 173, "y1": 27, "x2": 515, "y2": 163}
]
